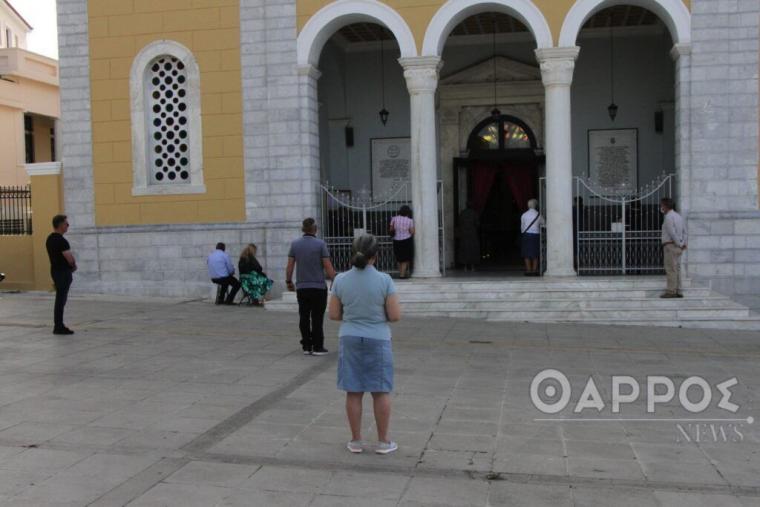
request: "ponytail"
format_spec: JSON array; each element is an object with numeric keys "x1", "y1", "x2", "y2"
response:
[
  {"x1": 351, "y1": 234, "x2": 379, "y2": 269},
  {"x1": 352, "y1": 251, "x2": 369, "y2": 269}
]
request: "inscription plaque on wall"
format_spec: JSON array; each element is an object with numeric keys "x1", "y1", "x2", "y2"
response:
[
  {"x1": 371, "y1": 137, "x2": 411, "y2": 197},
  {"x1": 588, "y1": 129, "x2": 638, "y2": 190}
]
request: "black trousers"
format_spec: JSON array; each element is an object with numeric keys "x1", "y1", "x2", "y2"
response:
[
  {"x1": 51, "y1": 270, "x2": 73, "y2": 329},
  {"x1": 296, "y1": 288, "x2": 327, "y2": 351},
  {"x1": 211, "y1": 275, "x2": 240, "y2": 304}
]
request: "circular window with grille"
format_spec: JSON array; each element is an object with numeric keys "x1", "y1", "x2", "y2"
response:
[{"x1": 148, "y1": 56, "x2": 190, "y2": 183}]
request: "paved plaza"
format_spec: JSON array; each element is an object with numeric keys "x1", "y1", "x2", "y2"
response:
[{"x1": 0, "y1": 292, "x2": 759, "y2": 506}]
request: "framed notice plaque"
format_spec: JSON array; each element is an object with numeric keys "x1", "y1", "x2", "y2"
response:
[
  {"x1": 371, "y1": 137, "x2": 411, "y2": 197},
  {"x1": 588, "y1": 129, "x2": 638, "y2": 190}
]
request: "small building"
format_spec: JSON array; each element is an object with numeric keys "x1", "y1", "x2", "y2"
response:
[{"x1": 0, "y1": 0, "x2": 60, "y2": 187}]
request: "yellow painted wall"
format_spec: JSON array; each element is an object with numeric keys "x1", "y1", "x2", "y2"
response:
[
  {"x1": 0, "y1": 235, "x2": 36, "y2": 291},
  {"x1": 88, "y1": 0, "x2": 245, "y2": 226},
  {"x1": 296, "y1": 0, "x2": 690, "y2": 47},
  {"x1": 0, "y1": 173, "x2": 63, "y2": 292},
  {"x1": 30, "y1": 173, "x2": 62, "y2": 292}
]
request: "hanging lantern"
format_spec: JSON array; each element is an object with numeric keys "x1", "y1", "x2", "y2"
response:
[
  {"x1": 608, "y1": 103, "x2": 618, "y2": 121},
  {"x1": 607, "y1": 22, "x2": 618, "y2": 122},
  {"x1": 378, "y1": 34, "x2": 389, "y2": 126}
]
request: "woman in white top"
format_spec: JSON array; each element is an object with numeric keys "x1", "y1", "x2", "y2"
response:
[
  {"x1": 389, "y1": 205, "x2": 415, "y2": 279},
  {"x1": 520, "y1": 198, "x2": 544, "y2": 276}
]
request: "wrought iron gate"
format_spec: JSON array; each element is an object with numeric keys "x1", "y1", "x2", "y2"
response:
[
  {"x1": 320, "y1": 182, "x2": 446, "y2": 275},
  {"x1": 540, "y1": 174, "x2": 675, "y2": 275}
]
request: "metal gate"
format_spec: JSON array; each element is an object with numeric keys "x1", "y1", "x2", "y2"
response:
[
  {"x1": 320, "y1": 182, "x2": 446, "y2": 275},
  {"x1": 540, "y1": 174, "x2": 675, "y2": 275}
]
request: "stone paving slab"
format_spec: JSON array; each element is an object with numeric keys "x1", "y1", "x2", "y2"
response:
[{"x1": 0, "y1": 291, "x2": 759, "y2": 505}]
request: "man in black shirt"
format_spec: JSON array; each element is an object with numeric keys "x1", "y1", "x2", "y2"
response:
[{"x1": 46, "y1": 214, "x2": 77, "y2": 335}]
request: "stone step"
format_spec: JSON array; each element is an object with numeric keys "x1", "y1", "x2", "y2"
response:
[
  {"x1": 401, "y1": 308, "x2": 750, "y2": 320},
  {"x1": 264, "y1": 304, "x2": 758, "y2": 329},
  {"x1": 274, "y1": 288, "x2": 716, "y2": 303},
  {"x1": 392, "y1": 289, "x2": 715, "y2": 300},
  {"x1": 373, "y1": 299, "x2": 745, "y2": 311},
  {"x1": 391, "y1": 278, "x2": 693, "y2": 291},
  {"x1": 265, "y1": 302, "x2": 746, "y2": 316},
  {"x1": 265, "y1": 277, "x2": 757, "y2": 330}
]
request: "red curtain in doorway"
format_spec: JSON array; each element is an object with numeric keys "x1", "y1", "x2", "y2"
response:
[
  {"x1": 501, "y1": 164, "x2": 536, "y2": 212},
  {"x1": 471, "y1": 163, "x2": 498, "y2": 213}
]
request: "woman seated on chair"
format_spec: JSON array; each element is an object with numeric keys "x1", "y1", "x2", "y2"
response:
[{"x1": 238, "y1": 243, "x2": 273, "y2": 306}]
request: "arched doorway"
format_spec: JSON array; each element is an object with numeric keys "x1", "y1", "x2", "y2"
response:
[
  {"x1": 567, "y1": 5, "x2": 678, "y2": 275},
  {"x1": 454, "y1": 114, "x2": 542, "y2": 270}
]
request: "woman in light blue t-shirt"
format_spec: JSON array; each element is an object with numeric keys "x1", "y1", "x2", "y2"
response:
[{"x1": 328, "y1": 234, "x2": 401, "y2": 455}]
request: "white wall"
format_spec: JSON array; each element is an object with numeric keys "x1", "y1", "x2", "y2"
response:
[
  {"x1": 572, "y1": 32, "x2": 675, "y2": 185},
  {"x1": 0, "y1": 2, "x2": 30, "y2": 49},
  {"x1": 319, "y1": 40, "x2": 410, "y2": 192},
  {"x1": 319, "y1": 30, "x2": 675, "y2": 194}
]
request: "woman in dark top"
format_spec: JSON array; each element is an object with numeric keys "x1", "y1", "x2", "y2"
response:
[{"x1": 238, "y1": 243, "x2": 272, "y2": 305}]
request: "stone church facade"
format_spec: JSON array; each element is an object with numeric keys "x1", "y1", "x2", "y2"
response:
[{"x1": 53, "y1": 0, "x2": 759, "y2": 307}]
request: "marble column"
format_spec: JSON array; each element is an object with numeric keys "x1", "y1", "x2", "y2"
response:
[
  {"x1": 670, "y1": 43, "x2": 691, "y2": 216},
  {"x1": 535, "y1": 47, "x2": 579, "y2": 277},
  {"x1": 296, "y1": 64, "x2": 322, "y2": 221},
  {"x1": 399, "y1": 56, "x2": 442, "y2": 278},
  {"x1": 670, "y1": 43, "x2": 691, "y2": 274}
]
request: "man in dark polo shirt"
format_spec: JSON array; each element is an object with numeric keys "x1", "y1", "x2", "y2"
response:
[
  {"x1": 46, "y1": 214, "x2": 77, "y2": 335},
  {"x1": 286, "y1": 218, "x2": 336, "y2": 355}
]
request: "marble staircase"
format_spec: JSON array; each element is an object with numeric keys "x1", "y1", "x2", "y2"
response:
[{"x1": 265, "y1": 277, "x2": 760, "y2": 330}]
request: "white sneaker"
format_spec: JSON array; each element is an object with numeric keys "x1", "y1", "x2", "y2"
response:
[
  {"x1": 346, "y1": 440, "x2": 363, "y2": 453},
  {"x1": 375, "y1": 441, "x2": 398, "y2": 455}
]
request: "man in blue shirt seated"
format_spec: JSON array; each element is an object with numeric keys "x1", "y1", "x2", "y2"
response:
[{"x1": 207, "y1": 242, "x2": 240, "y2": 305}]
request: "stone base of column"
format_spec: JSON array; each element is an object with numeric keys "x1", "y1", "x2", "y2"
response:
[
  {"x1": 412, "y1": 269, "x2": 442, "y2": 279},
  {"x1": 543, "y1": 269, "x2": 577, "y2": 278}
]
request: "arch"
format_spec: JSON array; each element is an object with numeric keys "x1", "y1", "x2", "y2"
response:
[
  {"x1": 422, "y1": 0, "x2": 554, "y2": 57},
  {"x1": 559, "y1": 0, "x2": 690, "y2": 47},
  {"x1": 297, "y1": 0, "x2": 417, "y2": 67},
  {"x1": 468, "y1": 114, "x2": 538, "y2": 151}
]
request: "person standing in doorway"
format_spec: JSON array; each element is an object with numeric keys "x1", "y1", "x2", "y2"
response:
[
  {"x1": 207, "y1": 242, "x2": 240, "y2": 305},
  {"x1": 660, "y1": 197, "x2": 687, "y2": 298},
  {"x1": 520, "y1": 199, "x2": 544, "y2": 276},
  {"x1": 389, "y1": 205, "x2": 414, "y2": 279},
  {"x1": 286, "y1": 218, "x2": 337, "y2": 355},
  {"x1": 457, "y1": 202, "x2": 480, "y2": 272},
  {"x1": 46, "y1": 214, "x2": 77, "y2": 335},
  {"x1": 329, "y1": 234, "x2": 401, "y2": 454}
]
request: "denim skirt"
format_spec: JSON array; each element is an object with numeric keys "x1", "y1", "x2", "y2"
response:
[{"x1": 337, "y1": 336, "x2": 394, "y2": 393}]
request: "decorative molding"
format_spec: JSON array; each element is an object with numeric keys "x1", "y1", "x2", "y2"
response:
[
  {"x1": 129, "y1": 40, "x2": 204, "y2": 197},
  {"x1": 296, "y1": 64, "x2": 322, "y2": 80},
  {"x1": 297, "y1": 0, "x2": 417, "y2": 67},
  {"x1": 441, "y1": 55, "x2": 540, "y2": 85},
  {"x1": 399, "y1": 56, "x2": 442, "y2": 94},
  {"x1": 535, "y1": 47, "x2": 580, "y2": 87},
  {"x1": 559, "y1": 0, "x2": 691, "y2": 47},
  {"x1": 422, "y1": 0, "x2": 553, "y2": 57},
  {"x1": 25, "y1": 161, "x2": 62, "y2": 176},
  {"x1": 670, "y1": 42, "x2": 691, "y2": 61},
  {"x1": 398, "y1": 56, "x2": 443, "y2": 95}
]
